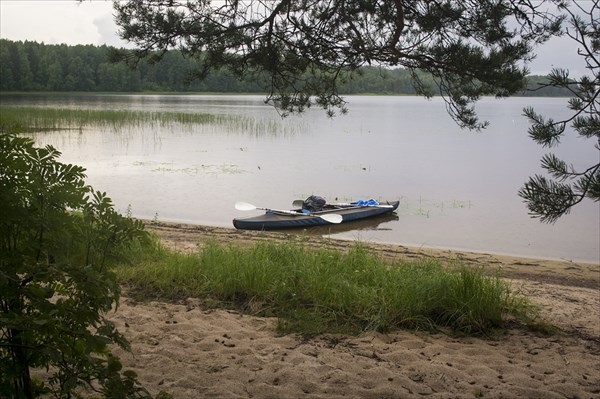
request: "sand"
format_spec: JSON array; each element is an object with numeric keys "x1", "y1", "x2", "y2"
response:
[{"x1": 108, "y1": 221, "x2": 600, "y2": 398}]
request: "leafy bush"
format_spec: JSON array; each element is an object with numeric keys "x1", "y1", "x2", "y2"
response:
[{"x1": 0, "y1": 133, "x2": 150, "y2": 398}]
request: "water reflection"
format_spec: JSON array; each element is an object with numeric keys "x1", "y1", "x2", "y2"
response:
[{"x1": 280, "y1": 213, "x2": 400, "y2": 236}]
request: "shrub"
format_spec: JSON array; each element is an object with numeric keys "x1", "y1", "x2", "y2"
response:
[{"x1": 0, "y1": 133, "x2": 150, "y2": 398}]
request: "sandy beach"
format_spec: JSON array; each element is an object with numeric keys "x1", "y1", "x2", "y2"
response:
[{"x1": 109, "y1": 221, "x2": 599, "y2": 398}]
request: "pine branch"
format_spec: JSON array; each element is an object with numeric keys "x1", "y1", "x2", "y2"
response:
[{"x1": 518, "y1": 175, "x2": 577, "y2": 223}]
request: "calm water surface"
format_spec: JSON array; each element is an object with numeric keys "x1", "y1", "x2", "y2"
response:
[{"x1": 3, "y1": 93, "x2": 598, "y2": 263}]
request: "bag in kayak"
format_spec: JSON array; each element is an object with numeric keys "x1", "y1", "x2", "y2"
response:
[{"x1": 303, "y1": 195, "x2": 327, "y2": 212}]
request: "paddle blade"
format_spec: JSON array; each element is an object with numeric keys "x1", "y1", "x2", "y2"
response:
[
  {"x1": 235, "y1": 201, "x2": 257, "y2": 211},
  {"x1": 320, "y1": 214, "x2": 343, "y2": 224}
]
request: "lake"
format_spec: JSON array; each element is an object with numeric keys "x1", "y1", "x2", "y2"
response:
[{"x1": 2, "y1": 93, "x2": 598, "y2": 263}]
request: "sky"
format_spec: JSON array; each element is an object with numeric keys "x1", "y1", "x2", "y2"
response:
[{"x1": 0, "y1": 0, "x2": 589, "y2": 77}]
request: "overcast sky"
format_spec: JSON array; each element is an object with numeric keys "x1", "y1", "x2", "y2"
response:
[{"x1": 0, "y1": 0, "x2": 589, "y2": 77}]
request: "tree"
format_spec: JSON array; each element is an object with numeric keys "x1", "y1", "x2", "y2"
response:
[
  {"x1": 14, "y1": 45, "x2": 34, "y2": 91},
  {"x1": 0, "y1": 40, "x2": 16, "y2": 91},
  {"x1": 23, "y1": 42, "x2": 44, "y2": 91},
  {"x1": 65, "y1": 56, "x2": 95, "y2": 91},
  {"x1": 45, "y1": 59, "x2": 65, "y2": 91},
  {"x1": 0, "y1": 132, "x2": 151, "y2": 398},
  {"x1": 113, "y1": 0, "x2": 561, "y2": 124},
  {"x1": 519, "y1": 1, "x2": 599, "y2": 222}
]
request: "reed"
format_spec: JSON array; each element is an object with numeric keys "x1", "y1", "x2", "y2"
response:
[
  {"x1": 116, "y1": 238, "x2": 542, "y2": 336},
  {"x1": 0, "y1": 105, "x2": 304, "y2": 137},
  {"x1": 0, "y1": 106, "x2": 233, "y2": 131}
]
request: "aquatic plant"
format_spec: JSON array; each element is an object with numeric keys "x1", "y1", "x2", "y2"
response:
[
  {"x1": 0, "y1": 106, "x2": 233, "y2": 131},
  {"x1": 0, "y1": 105, "x2": 307, "y2": 137}
]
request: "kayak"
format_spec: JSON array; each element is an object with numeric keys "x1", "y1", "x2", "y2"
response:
[{"x1": 233, "y1": 200, "x2": 400, "y2": 230}]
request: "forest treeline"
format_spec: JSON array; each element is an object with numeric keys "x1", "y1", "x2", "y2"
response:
[{"x1": 0, "y1": 39, "x2": 570, "y2": 96}]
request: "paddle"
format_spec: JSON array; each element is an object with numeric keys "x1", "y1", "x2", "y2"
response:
[{"x1": 235, "y1": 202, "x2": 343, "y2": 224}]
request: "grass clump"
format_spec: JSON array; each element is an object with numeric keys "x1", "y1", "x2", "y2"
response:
[{"x1": 116, "y1": 239, "x2": 541, "y2": 336}]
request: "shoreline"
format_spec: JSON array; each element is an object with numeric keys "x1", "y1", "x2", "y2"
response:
[
  {"x1": 143, "y1": 219, "x2": 599, "y2": 290},
  {"x1": 140, "y1": 213, "x2": 599, "y2": 265}
]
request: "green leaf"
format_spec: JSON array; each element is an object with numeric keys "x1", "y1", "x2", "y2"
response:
[{"x1": 27, "y1": 285, "x2": 54, "y2": 299}]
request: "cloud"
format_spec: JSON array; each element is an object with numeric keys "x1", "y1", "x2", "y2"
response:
[
  {"x1": 0, "y1": 0, "x2": 129, "y2": 47},
  {"x1": 530, "y1": 35, "x2": 588, "y2": 78},
  {"x1": 93, "y1": 14, "x2": 127, "y2": 47}
]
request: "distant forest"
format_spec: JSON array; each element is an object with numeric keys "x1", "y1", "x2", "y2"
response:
[{"x1": 0, "y1": 39, "x2": 570, "y2": 96}]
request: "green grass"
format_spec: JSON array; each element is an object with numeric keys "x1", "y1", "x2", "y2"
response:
[{"x1": 116, "y1": 238, "x2": 542, "y2": 336}]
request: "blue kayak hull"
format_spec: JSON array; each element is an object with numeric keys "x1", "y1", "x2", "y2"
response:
[{"x1": 233, "y1": 201, "x2": 399, "y2": 230}]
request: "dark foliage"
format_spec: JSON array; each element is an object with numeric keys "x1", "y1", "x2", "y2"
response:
[{"x1": 0, "y1": 132, "x2": 152, "y2": 398}]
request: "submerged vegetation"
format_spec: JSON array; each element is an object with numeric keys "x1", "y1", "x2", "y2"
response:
[{"x1": 117, "y1": 238, "x2": 542, "y2": 336}]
